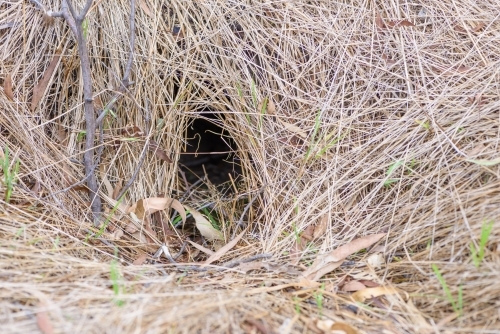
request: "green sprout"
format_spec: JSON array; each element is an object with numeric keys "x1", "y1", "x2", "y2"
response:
[
  {"x1": 110, "y1": 248, "x2": 125, "y2": 307},
  {"x1": 0, "y1": 145, "x2": 20, "y2": 203},
  {"x1": 431, "y1": 264, "x2": 463, "y2": 316},
  {"x1": 470, "y1": 220, "x2": 494, "y2": 268},
  {"x1": 384, "y1": 160, "x2": 404, "y2": 186}
]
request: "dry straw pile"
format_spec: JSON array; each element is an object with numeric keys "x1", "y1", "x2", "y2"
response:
[{"x1": 1, "y1": 0, "x2": 499, "y2": 333}]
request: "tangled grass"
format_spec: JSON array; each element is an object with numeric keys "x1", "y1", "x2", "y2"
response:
[{"x1": 1, "y1": 0, "x2": 499, "y2": 332}]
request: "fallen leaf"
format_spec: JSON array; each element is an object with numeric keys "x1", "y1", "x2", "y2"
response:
[
  {"x1": 187, "y1": 240, "x2": 215, "y2": 255},
  {"x1": 290, "y1": 238, "x2": 307, "y2": 265},
  {"x1": 203, "y1": 228, "x2": 246, "y2": 266},
  {"x1": 267, "y1": 98, "x2": 276, "y2": 114},
  {"x1": 432, "y1": 63, "x2": 473, "y2": 75},
  {"x1": 31, "y1": 50, "x2": 61, "y2": 111},
  {"x1": 262, "y1": 98, "x2": 308, "y2": 138},
  {"x1": 133, "y1": 253, "x2": 148, "y2": 265},
  {"x1": 302, "y1": 224, "x2": 315, "y2": 241},
  {"x1": 387, "y1": 20, "x2": 415, "y2": 28},
  {"x1": 466, "y1": 157, "x2": 500, "y2": 166},
  {"x1": 467, "y1": 143, "x2": 486, "y2": 157},
  {"x1": 313, "y1": 214, "x2": 328, "y2": 239},
  {"x1": 148, "y1": 140, "x2": 172, "y2": 163},
  {"x1": 112, "y1": 180, "x2": 123, "y2": 200},
  {"x1": 381, "y1": 54, "x2": 397, "y2": 66},
  {"x1": 315, "y1": 319, "x2": 358, "y2": 334},
  {"x1": 366, "y1": 253, "x2": 384, "y2": 268},
  {"x1": 358, "y1": 279, "x2": 380, "y2": 287},
  {"x1": 237, "y1": 261, "x2": 267, "y2": 273},
  {"x1": 342, "y1": 281, "x2": 367, "y2": 292},
  {"x1": 184, "y1": 205, "x2": 223, "y2": 241},
  {"x1": 111, "y1": 228, "x2": 124, "y2": 240},
  {"x1": 36, "y1": 306, "x2": 54, "y2": 334},
  {"x1": 4, "y1": 73, "x2": 14, "y2": 100},
  {"x1": 278, "y1": 119, "x2": 308, "y2": 138},
  {"x1": 303, "y1": 233, "x2": 386, "y2": 281},
  {"x1": 100, "y1": 164, "x2": 114, "y2": 198},
  {"x1": 139, "y1": 0, "x2": 154, "y2": 18},
  {"x1": 125, "y1": 222, "x2": 138, "y2": 233},
  {"x1": 351, "y1": 286, "x2": 399, "y2": 302},
  {"x1": 472, "y1": 22, "x2": 485, "y2": 32},
  {"x1": 375, "y1": 13, "x2": 386, "y2": 29},
  {"x1": 130, "y1": 197, "x2": 186, "y2": 223},
  {"x1": 454, "y1": 24, "x2": 467, "y2": 33}
]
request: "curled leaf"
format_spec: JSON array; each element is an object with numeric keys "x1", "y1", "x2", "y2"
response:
[{"x1": 130, "y1": 197, "x2": 185, "y2": 223}]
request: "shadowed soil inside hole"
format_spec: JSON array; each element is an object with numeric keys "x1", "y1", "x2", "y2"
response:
[{"x1": 179, "y1": 116, "x2": 242, "y2": 188}]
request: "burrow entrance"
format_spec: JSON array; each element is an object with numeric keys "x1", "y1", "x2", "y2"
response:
[{"x1": 179, "y1": 113, "x2": 242, "y2": 189}]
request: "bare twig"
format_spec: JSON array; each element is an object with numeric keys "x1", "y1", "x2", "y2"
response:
[
  {"x1": 231, "y1": 185, "x2": 266, "y2": 239},
  {"x1": 96, "y1": 0, "x2": 136, "y2": 124},
  {"x1": 114, "y1": 135, "x2": 148, "y2": 201},
  {"x1": 32, "y1": 0, "x2": 137, "y2": 226},
  {"x1": 158, "y1": 253, "x2": 273, "y2": 272}
]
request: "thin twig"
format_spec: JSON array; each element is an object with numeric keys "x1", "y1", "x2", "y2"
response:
[
  {"x1": 160, "y1": 253, "x2": 273, "y2": 272},
  {"x1": 231, "y1": 185, "x2": 266, "y2": 239},
  {"x1": 114, "y1": 135, "x2": 148, "y2": 201},
  {"x1": 95, "y1": 0, "x2": 136, "y2": 124}
]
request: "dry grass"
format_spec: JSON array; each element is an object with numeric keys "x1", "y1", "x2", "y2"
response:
[{"x1": 1, "y1": 0, "x2": 500, "y2": 333}]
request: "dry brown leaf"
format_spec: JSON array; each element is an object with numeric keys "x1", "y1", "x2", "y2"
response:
[
  {"x1": 187, "y1": 240, "x2": 215, "y2": 256},
  {"x1": 469, "y1": 93, "x2": 489, "y2": 107},
  {"x1": 366, "y1": 253, "x2": 384, "y2": 268},
  {"x1": 125, "y1": 222, "x2": 138, "y2": 233},
  {"x1": 237, "y1": 261, "x2": 267, "y2": 273},
  {"x1": 454, "y1": 24, "x2": 467, "y2": 33},
  {"x1": 112, "y1": 180, "x2": 122, "y2": 200},
  {"x1": 351, "y1": 286, "x2": 398, "y2": 302},
  {"x1": 31, "y1": 50, "x2": 61, "y2": 111},
  {"x1": 278, "y1": 119, "x2": 308, "y2": 139},
  {"x1": 130, "y1": 197, "x2": 186, "y2": 223},
  {"x1": 99, "y1": 164, "x2": 114, "y2": 198},
  {"x1": 342, "y1": 281, "x2": 367, "y2": 292},
  {"x1": 302, "y1": 224, "x2": 315, "y2": 241},
  {"x1": 290, "y1": 238, "x2": 305, "y2": 265},
  {"x1": 433, "y1": 63, "x2": 472, "y2": 75},
  {"x1": 111, "y1": 228, "x2": 124, "y2": 240},
  {"x1": 261, "y1": 98, "x2": 307, "y2": 138},
  {"x1": 387, "y1": 20, "x2": 415, "y2": 28},
  {"x1": 4, "y1": 73, "x2": 14, "y2": 101},
  {"x1": 203, "y1": 228, "x2": 246, "y2": 266},
  {"x1": 358, "y1": 279, "x2": 380, "y2": 287},
  {"x1": 139, "y1": 0, "x2": 154, "y2": 18},
  {"x1": 148, "y1": 140, "x2": 172, "y2": 163},
  {"x1": 375, "y1": 13, "x2": 386, "y2": 29},
  {"x1": 467, "y1": 143, "x2": 487, "y2": 157},
  {"x1": 472, "y1": 22, "x2": 485, "y2": 32},
  {"x1": 315, "y1": 319, "x2": 358, "y2": 334},
  {"x1": 184, "y1": 205, "x2": 223, "y2": 241},
  {"x1": 382, "y1": 54, "x2": 397, "y2": 66},
  {"x1": 303, "y1": 233, "x2": 386, "y2": 281},
  {"x1": 313, "y1": 214, "x2": 328, "y2": 239},
  {"x1": 133, "y1": 253, "x2": 148, "y2": 265},
  {"x1": 36, "y1": 306, "x2": 54, "y2": 334}
]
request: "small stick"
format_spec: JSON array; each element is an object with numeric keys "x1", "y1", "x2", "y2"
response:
[
  {"x1": 231, "y1": 185, "x2": 266, "y2": 239},
  {"x1": 160, "y1": 253, "x2": 273, "y2": 272}
]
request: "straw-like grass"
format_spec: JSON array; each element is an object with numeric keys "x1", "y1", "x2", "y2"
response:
[{"x1": 1, "y1": 0, "x2": 499, "y2": 332}]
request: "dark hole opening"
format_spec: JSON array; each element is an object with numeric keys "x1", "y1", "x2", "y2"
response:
[{"x1": 179, "y1": 113, "x2": 241, "y2": 189}]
